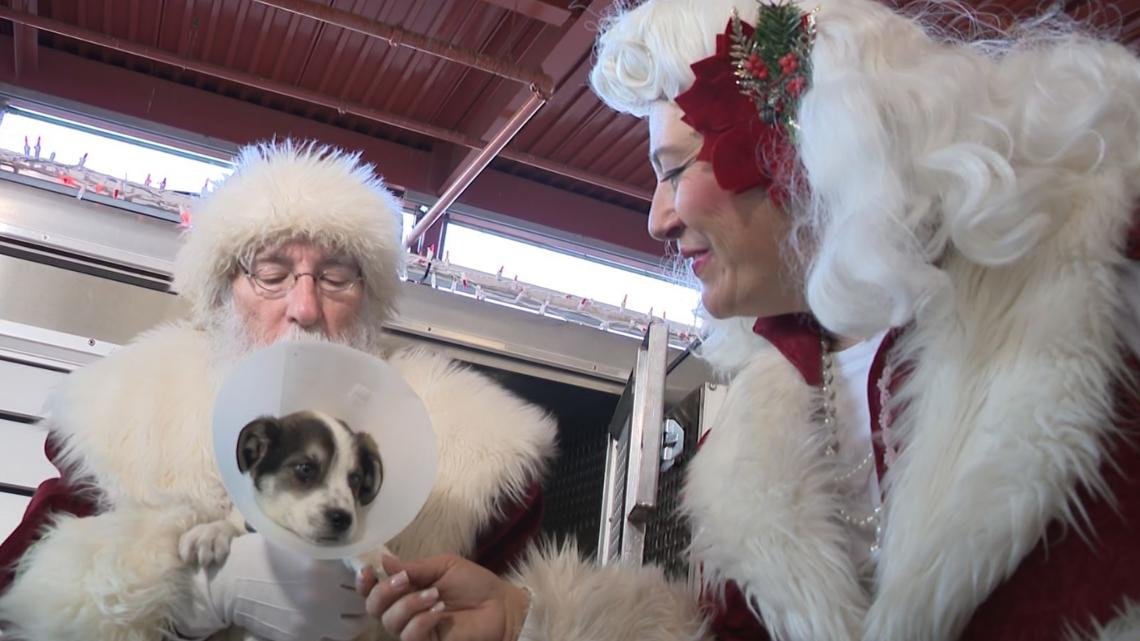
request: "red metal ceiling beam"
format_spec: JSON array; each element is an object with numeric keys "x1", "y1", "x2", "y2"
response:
[
  {"x1": 499, "y1": 147, "x2": 652, "y2": 201},
  {"x1": 430, "y1": 26, "x2": 563, "y2": 195},
  {"x1": 11, "y1": 0, "x2": 37, "y2": 76},
  {"x1": 251, "y1": 0, "x2": 556, "y2": 96},
  {"x1": 0, "y1": 4, "x2": 648, "y2": 201},
  {"x1": 432, "y1": 0, "x2": 645, "y2": 204},
  {"x1": 417, "y1": 0, "x2": 645, "y2": 252},
  {"x1": 507, "y1": 150, "x2": 647, "y2": 200},
  {"x1": 477, "y1": 0, "x2": 571, "y2": 26},
  {"x1": 538, "y1": 0, "x2": 616, "y2": 86},
  {"x1": 406, "y1": 91, "x2": 546, "y2": 248}
]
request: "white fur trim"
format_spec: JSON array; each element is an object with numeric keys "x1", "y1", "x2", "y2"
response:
[
  {"x1": 684, "y1": 346, "x2": 866, "y2": 641},
  {"x1": 678, "y1": 185, "x2": 1137, "y2": 641},
  {"x1": 0, "y1": 507, "x2": 198, "y2": 641},
  {"x1": 9, "y1": 325, "x2": 556, "y2": 641},
  {"x1": 1065, "y1": 599, "x2": 1140, "y2": 641},
  {"x1": 511, "y1": 543, "x2": 709, "y2": 641},
  {"x1": 865, "y1": 178, "x2": 1137, "y2": 641},
  {"x1": 172, "y1": 141, "x2": 405, "y2": 328},
  {"x1": 694, "y1": 316, "x2": 770, "y2": 381},
  {"x1": 46, "y1": 322, "x2": 232, "y2": 514},
  {"x1": 385, "y1": 347, "x2": 557, "y2": 559}
]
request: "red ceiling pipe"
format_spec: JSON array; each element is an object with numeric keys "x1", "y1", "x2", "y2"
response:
[
  {"x1": 12, "y1": 0, "x2": 38, "y2": 76},
  {"x1": 405, "y1": 91, "x2": 546, "y2": 248},
  {"x1": 477, "y1": 0, "x2": 571, "y2": 26},
  {"x1": 252, "y1": 0, "x2": 555, "y2": 97},
  {"x1": 500, "y1": 149, "x2": 653, "y2": 201}
]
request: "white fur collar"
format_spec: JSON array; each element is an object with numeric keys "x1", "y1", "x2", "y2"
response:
[
  {"x1": 686, "y1": 195, "x2": 1136, "y2": 641},
  {"x1": 867, "y1": 224, "x2": 1131, "y2": 640},
  {"x1": 684, "y1": 347, "x2": 868, "y2": 641},
  {"x1": 46, "y1": 322, "x2": 231, "y2": 514}
]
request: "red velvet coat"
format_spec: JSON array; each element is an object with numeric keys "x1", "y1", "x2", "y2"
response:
[
  {"x1": 705, "y1": 314, "x2": 1140, "y2": 641},
  {"x1": 702, "y1": 245, "x2": 1140, "y2": 638}
]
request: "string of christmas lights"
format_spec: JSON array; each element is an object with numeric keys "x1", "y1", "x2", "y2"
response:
[
  {"x1": 406, "y1": 249, "x2": 698, "y2": 346},
  {"x1": 0, "y1": 147, "x2": 198, "y2": 226},
  {"x1": 0, "y1": 147, "x2": 700, "y2": 345}
]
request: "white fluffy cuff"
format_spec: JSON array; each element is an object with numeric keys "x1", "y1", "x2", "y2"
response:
[
  {"x1": 510, "y1": 544, "x2": 710, "y2": 641},
  {"x1": 0, "y1": 507, "x2": 198, "y2": 641}
]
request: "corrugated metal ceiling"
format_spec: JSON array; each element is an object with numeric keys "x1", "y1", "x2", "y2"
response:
[{"x1": 2, "y1": 0, "x2": 1139, "y2": 220}]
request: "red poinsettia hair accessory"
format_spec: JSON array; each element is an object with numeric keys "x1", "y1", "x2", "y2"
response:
[{"x1": 673, "y1": 1, "x2": 817, "y2": 208}]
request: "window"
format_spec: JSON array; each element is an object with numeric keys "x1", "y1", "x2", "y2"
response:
[
  {"x1": 0, "y1": 107, "x2": 231, "y2": 194},
  {"x1": 401, "y1": 211, "x2": 416, "y2": 244},
  {"x1": 443, "y1": 223, "x2": 701, "y2": 327},
  {"x1": 0, "y1": 105, "x2": 700, "y2": 332}
]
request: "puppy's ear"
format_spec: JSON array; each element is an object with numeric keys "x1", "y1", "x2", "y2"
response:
[
  {"x1": 355, "y1": 432, "x2": 383, "y2": 506},
  {"x1": 237, "y1": 417, "x2": 279, "y2": 473}
]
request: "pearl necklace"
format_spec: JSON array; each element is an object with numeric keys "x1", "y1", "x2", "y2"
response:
[{"x1": 819, "y1": 335, "x2": 883, "y2": 555}]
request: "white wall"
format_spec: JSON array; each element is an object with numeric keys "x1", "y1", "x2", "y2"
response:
[{"x1": 0, "y1": 358, "x2": 68, "y2": 541}]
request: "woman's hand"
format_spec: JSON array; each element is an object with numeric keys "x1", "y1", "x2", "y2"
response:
[{"x1": 357, "y1": 554, "x2": 530, "y2": 641}]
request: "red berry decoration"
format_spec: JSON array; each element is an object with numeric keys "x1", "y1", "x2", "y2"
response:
[
  {"x1": 779, "y1": 52, "x2": 799, "y2": 75},
  {"x1": 745, "y1": 53, "x2": 770, "y2": 79}
]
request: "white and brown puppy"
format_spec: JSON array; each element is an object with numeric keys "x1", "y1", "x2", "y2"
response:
[
  {"x1": 179, "y1": 410, "x2": 382, "y2": 566},
  {"x1": 238, "y1": 411, "x2": 383, "y2": 544}
]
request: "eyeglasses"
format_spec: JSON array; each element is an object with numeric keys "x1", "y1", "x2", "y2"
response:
[{"x1": 240, "y1": 262, "x2": 363, "y2": 299}]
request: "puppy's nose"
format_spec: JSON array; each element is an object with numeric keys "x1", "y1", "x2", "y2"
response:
[{"x1": 326, "y1": 508, "x2": 353, "y2": 533}]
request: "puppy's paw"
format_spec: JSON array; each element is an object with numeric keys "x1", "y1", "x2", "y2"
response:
[
  {"x1": 179, "y1": 520, "x2": 242, "y2": 566},
  {"x1": 348, "y1": 544, "x2": 395, "y2": 581}
]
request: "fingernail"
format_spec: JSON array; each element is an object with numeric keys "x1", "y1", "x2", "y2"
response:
[
  {"x1": 420, "y1": 587, "x2": 439, "y2": 601},
  {"x1": 389, "y1": 570, "x2": 409, "y2": 589},
  {"x1": 430, "y1": 601, "x2": 445, "y2": 613}
]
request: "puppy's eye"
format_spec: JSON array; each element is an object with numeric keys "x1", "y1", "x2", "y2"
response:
[
  {"x1": 348, "y1": 472, "x2": 362, "y2": 489},
  {"x1": 294, "y1": 462, "x2": 316, "y2": 481}
]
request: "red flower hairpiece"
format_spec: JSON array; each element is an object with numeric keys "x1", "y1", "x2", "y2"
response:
[{"x1": 674, "y1": 1, "x2": 817, "y2": 207}]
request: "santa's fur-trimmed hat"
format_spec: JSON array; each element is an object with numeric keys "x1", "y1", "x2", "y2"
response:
[{"x1": 173, "y1": 140, "x2": 405, "y2": 328}]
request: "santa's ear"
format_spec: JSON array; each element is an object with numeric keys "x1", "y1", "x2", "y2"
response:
[{"x1": 237, "y1": 417, "x2": 279, "y2": 473}]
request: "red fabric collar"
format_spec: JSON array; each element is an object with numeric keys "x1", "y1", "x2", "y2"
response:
[{"x1": 751, "y1": 314, "x2": 824, "y2": 386}]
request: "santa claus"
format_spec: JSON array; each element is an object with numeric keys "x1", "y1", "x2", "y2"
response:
[{"x1": 0, "y1": 140, "x2": 557, "y2": 641}]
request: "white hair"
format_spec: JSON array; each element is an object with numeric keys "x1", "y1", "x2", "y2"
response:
[
  {"x1": 207, "y1": 294, "x2": 386, "y2": 366},
  {"x1": 592, "y1": 0, "x2": 1140, "y2": 371}
]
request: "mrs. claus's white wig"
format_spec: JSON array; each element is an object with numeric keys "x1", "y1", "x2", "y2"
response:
[{"x1": 592, "y1": 0, "x2": 1140, "y2": 369}]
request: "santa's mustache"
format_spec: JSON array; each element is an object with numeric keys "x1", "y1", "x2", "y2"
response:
[{"x1": 209, "y1": 298, "x2": 379, "y2": 359}]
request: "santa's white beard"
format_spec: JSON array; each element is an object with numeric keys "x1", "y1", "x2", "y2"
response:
[{"x1": 208, "y1": 297, "x2": 382, "y2": 364}]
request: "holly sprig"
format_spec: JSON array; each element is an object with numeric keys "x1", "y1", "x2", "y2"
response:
[{"x1": 729, "y1": 1, "x2": 817, "y2": 133}]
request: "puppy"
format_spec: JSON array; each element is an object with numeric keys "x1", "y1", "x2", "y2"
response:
[
  {"x1": 237, "y1": 411, "x2": 383, "y2": 544},
  {"x1": 179, "y1": 410, "x2": 383, "y2": 566}
]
